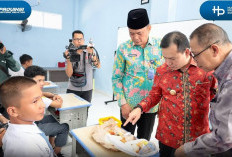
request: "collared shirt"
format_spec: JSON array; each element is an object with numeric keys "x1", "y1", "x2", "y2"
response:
[
  {"x1": 184, "y1": 51, "x2": 232, "y2": 156},
  {"x1": 139, "y1": 59, "x2": 217, "y2": 148},
  {"x1": 3, "y1": 123, "x2": 54, "y2": 157},
  {"x1": 112, "y1": 38, "x2": 163, "y2": 113}
]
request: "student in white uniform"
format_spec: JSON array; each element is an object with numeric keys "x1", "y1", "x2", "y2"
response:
[
  {"x1": 24, "y1": 65, "x2": 69, "y2": 157},
  {"x1": 0, "y1": 76, "x2": 54, "y2": 157},
  {"x1": 9, "y1": 54, "x2": 33, "y2": 76}
]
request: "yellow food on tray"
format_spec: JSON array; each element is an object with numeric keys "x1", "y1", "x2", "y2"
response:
[
  {"x1": 92, "y1": 117, "x2": 157, "y2": 156},
  {"x1": 99, "y1": 116, "x2": 122, "y2": 127},
  {"x1": 134, "y1": 140, "x2": 148, "y2": 153}
]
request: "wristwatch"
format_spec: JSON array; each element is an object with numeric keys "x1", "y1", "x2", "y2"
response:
[{"x1": 134, "y1": 104, "x2": 143, "y2": 112}]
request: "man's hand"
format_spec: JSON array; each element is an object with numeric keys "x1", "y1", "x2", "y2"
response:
[
  {"x1": 64, "y1": 50, "x2": 69, "y2": 58},
  {"x1": 175, "y1": 145, "x2": 187, "y2": 157},
  {"x1": 123, "y1": 107, "x2": 142, "y2": 126},
  {"x1": 76, "y1": 49, "x2": 83, "y2": 54},
  {"x1": 86, "y1": 46, "x2": 93, "y2": 54},
  {"x1": 121, "y1": 104, "x2": 132, "y2": 119}
]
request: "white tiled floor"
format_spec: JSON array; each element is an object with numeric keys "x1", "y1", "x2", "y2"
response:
[{"x1": 60, "y1": 89, "x2": 159, "y2": 157}]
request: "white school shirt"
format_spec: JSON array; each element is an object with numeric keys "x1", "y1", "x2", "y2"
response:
[
  {"x1": 8, "y1": 66, "x2": 25, "y2": 76},
  {"x1": 42, "y1": 97, "x2": 52, "y2": 109},
  {"x1": 2, "y1": 123, "x2": 54, "y2": 157}
]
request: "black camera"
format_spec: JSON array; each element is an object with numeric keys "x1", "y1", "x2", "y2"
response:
[{"x1": 63, "y1": 39, "x2": 87, "y2": 62}]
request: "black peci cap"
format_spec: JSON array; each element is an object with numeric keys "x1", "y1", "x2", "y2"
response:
[{"x1": 127, "y1": 8, "x2": 149, "y2": 29}]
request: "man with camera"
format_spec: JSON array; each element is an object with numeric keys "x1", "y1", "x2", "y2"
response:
[{"x1": 64, "y1": 30, "x2": 100, "y2": 105}]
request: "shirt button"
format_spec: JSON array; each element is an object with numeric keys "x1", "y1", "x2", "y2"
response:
[{"x1": 170, "y1": 89, "x2": 176, "y2": 95}]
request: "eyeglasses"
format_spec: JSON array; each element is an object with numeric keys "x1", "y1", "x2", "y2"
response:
[
  {"x1": 190, "y1": 40, "x2": 219, "y2": 59},
  {"x1": 73, "y1": 38, "x2": 83, "y2": 41}
]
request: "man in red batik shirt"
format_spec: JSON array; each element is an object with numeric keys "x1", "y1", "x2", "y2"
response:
[{"x1": 124, "y1": 31, "x2": 217, "y2": 157}]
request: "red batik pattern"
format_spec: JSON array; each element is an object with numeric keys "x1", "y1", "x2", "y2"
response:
[{"x1": 139, "y1": 62, "x2": 217, "y2": 149}]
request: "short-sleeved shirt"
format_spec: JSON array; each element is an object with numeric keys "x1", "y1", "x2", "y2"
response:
[
  {"x1": 3, "y1": 123, "x2": 53, "y2": 157},
  {"x1": 42, "y1": 97, "x2": 52, "y2": 109}
]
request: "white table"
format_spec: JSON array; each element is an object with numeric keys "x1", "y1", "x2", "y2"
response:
[
  {"x1": 43, "y1": 81, "x2": 58, "y2": 93},
  {"x1": 48, "y1": 93, "x2": 91, "y2": 130}
]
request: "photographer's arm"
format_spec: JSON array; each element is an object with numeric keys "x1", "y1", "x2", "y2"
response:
[
  {"x1": 92, "y1": 54, "x2": 100, "y2": 68},
  {"x1": 87, "y1": 46, "x2": 100, "y2": 68},
  {"x1": 64, "y1": 50, "x2": 73, "y2": 77}
]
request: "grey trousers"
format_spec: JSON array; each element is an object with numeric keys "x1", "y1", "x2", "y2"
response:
[{"x1": 36, "y1": 115, "x2": 69, "y2": 147}]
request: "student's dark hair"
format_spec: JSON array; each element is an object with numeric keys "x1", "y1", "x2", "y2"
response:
[
  {"x1": 160, "y1": 31, "x2": 190, "y2": 53},
  {"x1": 72, "y1": 30, "x2": 84, "y2": 38},
  {"x1": 19, "y1": 54, "x2": 33, "y2": 65},
  {"x1": 24, "y1": 65, "x2": 46, "y2": 78},
  {"x1": 190, "y1": 23, "x2": 231, "y2": 46},
  {"x1": 0, "y1": 76, "x2": 37, "y2": 108}
]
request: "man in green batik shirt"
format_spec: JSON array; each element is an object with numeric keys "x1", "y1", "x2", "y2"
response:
[{"x1": 112, "y1": 8, "x2": 163, "y2": 140}]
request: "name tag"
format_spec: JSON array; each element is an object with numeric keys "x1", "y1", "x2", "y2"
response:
[
  {"x1": 128, "y1": 54, "x2": 137, "y2": 57},
  {"x1": 148, "y1": 68, "x2": 154, "y2": 80}
]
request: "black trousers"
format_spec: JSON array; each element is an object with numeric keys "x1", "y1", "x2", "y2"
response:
[
  {"x1": 212, "y1": 149, "x2": 232, "y2": 157},
  {"x1": 0, "y1": 147, "x2": 3, "y2": 157},
  {"x1": 120, "y1": 111, "x2": 156, "y2": 141},
  {"x1": 159, "y1": 141, "x2": 176, "y2": 157}
]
